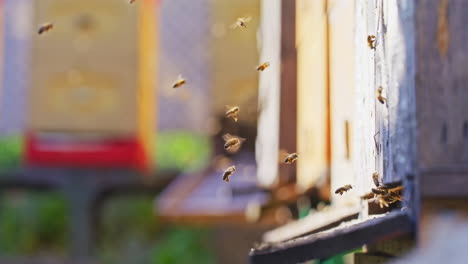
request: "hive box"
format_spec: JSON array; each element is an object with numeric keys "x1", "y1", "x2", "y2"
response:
[{"x1": 25, "y1": 0, "x2": 158, "y2": 171}]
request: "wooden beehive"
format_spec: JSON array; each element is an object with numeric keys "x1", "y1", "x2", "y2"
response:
[{"x1": 25, "y1": 0, "x2": 158, "y2": 169}]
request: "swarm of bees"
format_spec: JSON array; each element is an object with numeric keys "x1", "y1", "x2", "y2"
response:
[
  {"x1": 231, "y1": 16, "x2": 252, "y2": 29},
  {"x1": 335, "y1": 184, "x2": 353, "y2": 195},
  {"x1": 38, "y1": 22, "x2": 54, "y2": 35},
  {"x1": 256, "y1": 62, "x2": 270, "y2": 72},
  {"x1": 367, "y1": 35, "x2": 376, "y2": 49},
  {"x1": 377, "y1": 87, "x2": 387, "y2": 104},
  {"x1": 360, "y1": 173, "x2": 404, "y2": 208}
]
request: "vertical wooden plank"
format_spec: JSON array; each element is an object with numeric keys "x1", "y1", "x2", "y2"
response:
[
  {"x1": 328, "y1": 0, "x2": 358, "y2": 206},
  {"x1": 278, "y1": 0, "x2": 297, "y2": 185},
  {"x1": 415, "y1": 0, "x2": 468, "y2": 193},
  {"x1": 256, "y1": 0, "x2": 281, "y2": 188},
  {"x1": 296, "y1": 0, "x2": 329, "y2": 192},
  {"x1": 354, "y1": 0, "x2": 378, "y2": 197}
]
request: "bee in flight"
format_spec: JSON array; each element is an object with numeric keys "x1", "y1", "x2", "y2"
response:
[
  {"x1": 225, "y1": 105, "x2": 240, "y2": 122},
  {"x1": 377, "y1": 87, "x2": 387, "y2": 104},
  {"x1": 223, "y1": 133, "x2": 246, "y2": 154},
  {"x1": 284, "y1": 153, "x2": 298, "y2": 164},
  {"x1": 222, "y1": 165, "x2": 236, "y2": 182},
  {"x1": 38, "y1": 22, "x2": 54, "y2": 35},
  {"x1": 129, "y1": 0, "x2": 137, "y2": 3},
  {"x1": 367, "y1": 35, "x2": 376, "y2": 49},
  {"x1": 230, "y1": 16, "x2": 252, "y2": 29},
  {"x1": 335, "y1": 184, "x2": 353, "y2": 195},
  {"x1": 172, "y1": 74, "x2": 186, "y2": 89},
  {"x1": 256, "y1": 62, "x2": 270, "y2": 72}
]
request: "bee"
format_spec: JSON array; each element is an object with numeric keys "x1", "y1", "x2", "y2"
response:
[
  {"x1": 222, "y1": 165, "x2": 236, "y2": 182},
  {"x1": 377, "y1": 87, "x2": 387, "y2": 104},
  {"x1": 38, "y1": 22, "x2": 54, "y2": 35},
  {"x1": 230, "y1": 16, "x2": 252, "y2": 29},
  {"x1": 372, "y1": 172, "x2": 381, "y2": 187},
  {"x1": 256, "y1": 62, "x2": 270, "y2": 72},
  {"x1": 284, "y1": 153, "x2": 299, "y2": 164},
  {"x1": 367, "y1": 35, "x2": 376, "y2": 49},
  {"x1": 225, "y1": 105, "x2": 240, "y2": 122},
  {"x1": 360, "y1": 192, "x2": 376, "y2": 200},
  {"x1": 371, "y1": 188, "x2": 387, "y2": 195},
  {"x1": 130, "y1": 0, "x2": 137, "y2": 3},
  {"x1": 222, "y1": 133, "x2": 246, "y2": 153},
  {"x1": 172, "y1": 74, "x2": 186, "y2": 89},
  {"x1": 335, "y1": 184, "x2": 353, "y2": 195}
]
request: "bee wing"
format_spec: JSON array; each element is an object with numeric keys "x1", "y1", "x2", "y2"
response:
[
  {"x1": 222, "y1": 133, "x2": 233, "y2": 141},
  {"x1": 388, "y1": 186, "x2": 404, "y2": 193},
  {"x1": 230, "y1": 22, "x2": 239, "y2": 29},
  {"x1": 177, "y1": 74, "x2": 183, "y2": 80},
  {"x1": 226, "y1": 144, "x2": 241, "y2": 154},
  {"x1": 264, "y1": 61, "x2": 270, "y2": 66},
  {"x1": 243, "y1": 16, "x2": 252, "y2": 22}
]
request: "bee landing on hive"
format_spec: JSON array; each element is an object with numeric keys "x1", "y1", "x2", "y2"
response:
[
  {"x1": 361, "y1": 173, "x2": 404, "y2": 208},
  {"x1": 367, "y1": 35, "x2": 376, "y2": 49},
  {"x1": 230, "y1": 16, "x2": 252, "y2": 29},
  {"x1": 38, "y1": 22, "x2": 54, "y2": 35},
  {"x1": 377, "y1": 87, "x2": 387, "y2": 104},
  {"x1": 222, "y1": 165, "x2": 236, "y2": 182},
  {"x1": 222, "y1": 133, "x2": 246, "y2": 154},
  {"x1": 225, "y1": 105, "x2": 240, "y2": 122}
]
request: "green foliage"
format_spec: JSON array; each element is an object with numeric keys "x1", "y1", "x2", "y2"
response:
[
  {"x1": 98, "y1": 196, "x2": 215, "y2": 264},
  {"x1": 155, "y1": 132, "x2": 211, "y2": 172},
  {"x1": 0, "y1": 191, "x2": 68, "y2": 255},
  {"x1": 150, "y1": 227, "x2": 215, "y2": 264},
  {"x1": 0, "y1": 136, "x2": 22, "y2": 173}
]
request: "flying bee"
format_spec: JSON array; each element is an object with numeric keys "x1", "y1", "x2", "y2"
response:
[
  {"x1": 225, "y1": 105, "x2": 240, "y2": 122},
  {"x1": 172, "y1": 74, "x2": 186, "y2": 89},
  {"x1": 377, "y1": 87, "x2": 387, "y2": 104},
  {"x1": 372, "y1": 172, "x2": 381, "y2": 187},
  {"x1": 256, "y1": 62, "x2": 270, "y2": 72},
  {"x1": 129, "y1": 0, "x2": 136, "y2": 3},
  {"x1": 222, "y1": 133, "x2": 246, "y2": 153},
  {"x1": 284, "y1": 153, "x2": 299, "y2": 164},
  {"x1": 367, "y1": 35, "x2": 376, "y2": 49},
  {"x1": 38, "y1": 22, "x2": 54, "y2": 35},
  {"x1": 335, "y1": 184, "x2": 353, "y2": 195},
  {"x1": 230, "y1": 16, "x2": 252, "y2": 29},
  {"x1": 222, "y1": 165, "x2": 236, "y2": 182}
]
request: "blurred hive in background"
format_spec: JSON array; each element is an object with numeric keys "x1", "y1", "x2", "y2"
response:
[{"x1": 25, "y1": 0, "x2": 157, "y2": 171}]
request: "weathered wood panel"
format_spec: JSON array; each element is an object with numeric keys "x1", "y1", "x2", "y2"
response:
[
  {"x1": 415, "y1": 0, "x2": 468, "y2": 195},
  {"x1": 278, "y1": 0, "x2": 297, "y2": 185},
  {"x1": 296, "y1": 0, "x2": 329, "y2": 192},
  {"x1": 329, "y1": 0, "x2": 358, "y2": 206},
  {"x1": 256, "y1": 0, "x2": 281, "y2": 188},
  {"x1": 354, "y1": 0, "x2": 417, "y2": 196}
]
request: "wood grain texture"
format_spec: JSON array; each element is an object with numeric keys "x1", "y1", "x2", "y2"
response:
[
  {"x1": 415, "y1": 0, "x2": 468, "y2": 170},
  {"x1": 249, "y1": 211, "x2": 413, "y2": 264}
]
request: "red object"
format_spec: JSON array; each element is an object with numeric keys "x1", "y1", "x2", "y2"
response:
[{"x1": 24, "y1": 133, "x2": 150, "y2": 172}]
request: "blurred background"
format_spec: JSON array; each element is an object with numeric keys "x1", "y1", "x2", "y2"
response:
[{"x1": 0, "y1": 0, "x2": 271, "y2": 263}]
